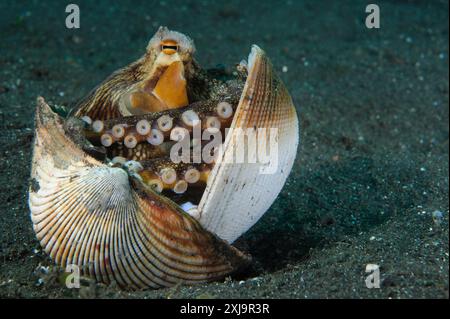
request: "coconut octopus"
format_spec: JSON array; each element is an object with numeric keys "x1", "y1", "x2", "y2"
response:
[{"x1": 28, "y1": 27, "x2": 299, "y2": 290}]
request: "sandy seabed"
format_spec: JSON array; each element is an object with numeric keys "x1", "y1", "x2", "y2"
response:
[{"x1": 0, "y1": 0, "x2": 448, "y2": 298}]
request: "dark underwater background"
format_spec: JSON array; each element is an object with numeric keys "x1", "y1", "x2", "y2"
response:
[{"x1": 0, "y1": 0, "x2": 448, "y2": 298}]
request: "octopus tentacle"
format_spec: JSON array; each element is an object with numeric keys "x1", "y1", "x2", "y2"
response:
[
  {"x1": 136, "y1": 158, "x2": 211, "y2": 194},
  {"x1": 84, "y1": 99, "x2": 238, "y2": 161}
]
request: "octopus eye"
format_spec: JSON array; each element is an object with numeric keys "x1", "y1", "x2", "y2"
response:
[{"x1": 161, "y1": 39, "x2": 178, "y2": 55}]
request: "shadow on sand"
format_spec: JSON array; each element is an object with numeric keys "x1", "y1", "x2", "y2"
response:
[{"x1": 235, "y1": 155, "x2": 433, "y2": 273}]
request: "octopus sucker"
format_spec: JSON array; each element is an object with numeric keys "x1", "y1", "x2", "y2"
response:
[
  {"x1": 216, "y1": 101, "x2": 234, "y2": 119},
  {"x1": 81, "y1": 115, "x2": 92, "y2": 126},
  {"x1": 100, "y1": 133, "x2": 113, "y2": 147},
  {"x1": 157, "y1": 114, "x2": 174, "y2": 132},
  {"x1": 205, "y1": 116, "x2": 221, "y2": 130},
  {"x1": 173, "y1": 180, "x2": 188, "y2": 194},
  {"x1": 124, "y1": 134, "x2": 138, "y2": 149},
  {"x1": 92, "y1": 119, "x2": 104, "y2": 133},
  {"x1": 184, "y1": 167, "x2": 201, "y2": 184},
  {"x1": 136, "y1": 119, "x2": 151, "y2": 135},
  {"x1": 169, "y1": 126, "x2": 189, "y2": 142},
  {"x1": 181, "y1": 109, "x2": 200, "y2": 127},
  {"x1": 147, "y1": 129, "x2": 164, "y2": 146},
  {"x1": 28, "y1": 27, "x2": 299, "y2": 290}
]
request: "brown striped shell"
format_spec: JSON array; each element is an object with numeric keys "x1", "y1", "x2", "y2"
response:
[
  {"x1": 28, "y1": 29, "x2": 299, "y2": 290},
  {"x1": 30, "y1": 98, "x2": 249, "y2": 289}
]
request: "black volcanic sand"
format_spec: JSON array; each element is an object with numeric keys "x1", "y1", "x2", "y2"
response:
[{"x1": 0, "y1": 0, "x2": 448, "y2": 298}]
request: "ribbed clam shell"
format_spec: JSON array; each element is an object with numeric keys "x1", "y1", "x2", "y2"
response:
[
  {"x1": 198, "y1": 46, "x2": 299, "y2": 243},
  {"x1": 29, "y1": 98, "x2": 249, "y2": 289}
]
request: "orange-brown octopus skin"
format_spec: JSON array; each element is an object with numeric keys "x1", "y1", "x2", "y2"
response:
[
  {"x1": 152, "y1": 60, "x2": 189, "y2": 109},
  {"x1": 71, "y1": 27, "x2": 196, "y2": 120}
]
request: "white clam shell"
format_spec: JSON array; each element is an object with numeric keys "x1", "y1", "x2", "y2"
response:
[{"x1": 198, "y1": 46, "x2": 299, "y2": 243}]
